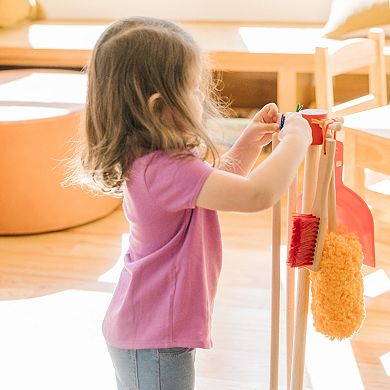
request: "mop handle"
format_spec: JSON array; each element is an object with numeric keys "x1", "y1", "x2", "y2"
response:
[
  {"x1": 286, "y1": 175, "x2": 297, "y2": 390},
  {"x1": 270, "y1": 133, "x2": 281, "y2": 390}
]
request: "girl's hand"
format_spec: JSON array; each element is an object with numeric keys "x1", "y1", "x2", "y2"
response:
[
  {"x1": 244, "y1": 103, "x2": 281, "y2": 147},
  {"x1": 278, "y1": 112, "x2": 312, "y2": 147}
]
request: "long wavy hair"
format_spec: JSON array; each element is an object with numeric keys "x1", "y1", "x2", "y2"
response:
[{"x1": 66, "y1": 17, "x2": 225, "y2": 196}]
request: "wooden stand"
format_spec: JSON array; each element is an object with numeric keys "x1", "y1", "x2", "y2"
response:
[{"x1": 269, "y1": 133, "x2": 281, "y2": 390}]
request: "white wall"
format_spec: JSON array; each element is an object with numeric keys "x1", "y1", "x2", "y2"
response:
[{"x1": 39, "y1": 0, "x2": 332, "y2": 23}]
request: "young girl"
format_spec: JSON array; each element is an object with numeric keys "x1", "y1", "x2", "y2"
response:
[{"x1": 77, "y1": 16, "x2": 312, "y2": 390}]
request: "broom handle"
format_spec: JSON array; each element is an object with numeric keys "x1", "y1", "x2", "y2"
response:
[
  {"x1": 270, "y1": 133, "x2": 281, "y2": 390},
  {"x1": 328, "y1": 162, "x2": 337, "y2": 233},
  {"x1": 290, "y1": 145, "x2": 321, "y2": 390},
  {"x1": 309, "y1": 140, "x2": 336, "y2": 272},
  {"x1": 286, "y1": 175, "x2": 297, "y2": 390}
]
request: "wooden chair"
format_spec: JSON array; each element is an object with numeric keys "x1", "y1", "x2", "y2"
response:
[
  {"x1": 343, "y1": 105, "x2": 390, "y2": 211},
  {"x1": 314, "y1": 28, "x2": 389, "y2": 211},
  {"x1": 314, "y1": 28, "x2": 387, "y2": 116}
]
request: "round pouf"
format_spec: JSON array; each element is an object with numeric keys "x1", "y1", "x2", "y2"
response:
[{"x1": 0, "y1": 69, "x2": 121, "y2": 234}]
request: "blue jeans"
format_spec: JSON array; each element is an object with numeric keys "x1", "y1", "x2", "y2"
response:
[{"x1": 107, "y1": 345, "x2": 196, "y2": 390}]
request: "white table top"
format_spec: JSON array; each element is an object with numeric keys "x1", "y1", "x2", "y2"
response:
[{"x1": 343, "y1": 105, "x2": 390, "y2": 139}]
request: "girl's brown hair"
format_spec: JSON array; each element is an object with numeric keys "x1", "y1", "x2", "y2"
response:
[{"x1": 68, "y1": 17, "x2": 224, "y2": 196}]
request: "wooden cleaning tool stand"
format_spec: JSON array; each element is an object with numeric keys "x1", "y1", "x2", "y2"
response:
[
  {"x1": 269, "y1": 110, "x2": 343, "y2": 389},
  {"x1": 289, "y1": 109, "x2": 324, "y2": 390},
  {"x1": 290, "y1": 111, "x2": 343, "y2": 389}
]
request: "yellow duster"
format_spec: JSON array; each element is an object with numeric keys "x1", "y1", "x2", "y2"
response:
[{"x1": 310, "y1": 231, "x2": 365, "y2": 340}]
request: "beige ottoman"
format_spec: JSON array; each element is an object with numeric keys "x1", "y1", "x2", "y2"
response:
[{"x1": 0, "y1": 69, "x2": 121, "y2": 234}]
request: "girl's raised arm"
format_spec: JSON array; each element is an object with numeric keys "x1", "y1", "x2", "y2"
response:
[
  {"x1": 216, "y1": 103, "x2": 280, "y2": 176},
  {"x1": 196, "y1": 114, "x2": 312, "y2": 212}
]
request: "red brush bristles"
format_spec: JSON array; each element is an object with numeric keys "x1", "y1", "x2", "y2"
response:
[{"x1": 288, "y1": 214, "x2": 320, "y2": 267}]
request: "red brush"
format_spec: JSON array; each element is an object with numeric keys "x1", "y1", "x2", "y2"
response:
[
  {"x1": 287, "y1": 111, "x2": 338, "y2": 272},
  {"x1": 287, "y1": 214, "x2": 320, "y2": 267}
]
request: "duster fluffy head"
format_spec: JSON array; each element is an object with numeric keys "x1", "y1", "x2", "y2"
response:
[{"x1": 310, "y1": 231, "x2": 365, "y2": 340}]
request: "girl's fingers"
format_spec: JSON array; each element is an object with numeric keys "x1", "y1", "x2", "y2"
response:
[
  {"x1": 275, "y1": 113, "x2": 283, "y2": 126},
  {"x1": 253, "y1": 102, "x2": 279, "y2": 123},
  {"x1": 264, "y1": 103, "x2": 279, "y2": 122},
  {"x1": 255, "y1": 122, "x2": 280, "y2": 133},
  {"x1": 263, "y1": 102, "x2": 278, "y2": 112},
  {"x1": 259, "y1": 133, "x2": 273, "y2": 146}
]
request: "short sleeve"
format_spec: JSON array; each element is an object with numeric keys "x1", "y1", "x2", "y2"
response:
[{"x1": 144, "y1": 152, "x2": 213, "y2": 212}]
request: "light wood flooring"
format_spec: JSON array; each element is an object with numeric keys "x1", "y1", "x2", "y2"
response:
[{"x1": 0, "y1": 189, "x2": 389, "y2": 389}]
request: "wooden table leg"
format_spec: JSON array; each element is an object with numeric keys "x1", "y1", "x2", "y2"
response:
[{"x1": 344, "y1": 127, "x2": 366, "y2": 196}]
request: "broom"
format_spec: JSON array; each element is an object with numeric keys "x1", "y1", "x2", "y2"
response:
[{"x1": 287, "y1": 119, "x2": 343, "y2": 271}]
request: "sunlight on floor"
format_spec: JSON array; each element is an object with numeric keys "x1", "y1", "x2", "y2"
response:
[
  {"x1": 0, "y1": 230, "x2": 232, "y2": 390},
  {"x1": 0, "y1": 238, "x2": 378, "y2": 389},
  {"x1": 0, "y1": 290, "x2": 116, "y2": 390},
  {"x1": 363, "y1": 269, "x2": 390, "y2": 298},
  {"x1": 367, "y1": 178, "x2": 390, "y2": 196},
  {"x1": 279, "y1": 245, "x2": 365, "y2": 390},
  {"x1": 380, "y1": 351, "x2": 390, "y2": 376},
  {"x1": 98, "y1": 233, "x2": 129, "y2": 283},
  {"x1": 305, "y1": 317, "x2": 364, "y2": 390}
]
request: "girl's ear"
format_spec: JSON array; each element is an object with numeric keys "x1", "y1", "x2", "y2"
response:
[{"x1": 147, "y1": 92, "x2": 161, "y2": 111}]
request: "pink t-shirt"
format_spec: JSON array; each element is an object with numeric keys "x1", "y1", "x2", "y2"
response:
[{"x1": 102, "y1": 150, "x2": 222, "y2": 349}]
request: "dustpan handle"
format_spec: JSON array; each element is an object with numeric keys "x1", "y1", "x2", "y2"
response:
[
  {"x1": 328, "y1": 137, "x2": 338, "y2": 232},
  {"x1": 328, "y1": 164, "x2": 337, "y2": 232},
  {"x1": 334, "y1": 140, "x2": 344, "y2": 186}
]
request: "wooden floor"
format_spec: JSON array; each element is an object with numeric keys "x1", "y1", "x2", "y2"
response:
[{"x1": 0, "y1": 183, "x2": 389, "y2": 389}]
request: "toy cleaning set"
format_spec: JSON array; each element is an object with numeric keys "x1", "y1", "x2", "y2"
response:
[{"x1": 269, "y1": 108, "x2": 375, "y2": 390}]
